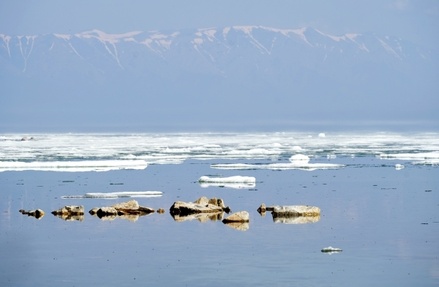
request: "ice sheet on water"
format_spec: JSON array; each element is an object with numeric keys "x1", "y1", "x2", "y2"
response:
[
  {"x1": 0, "y1": 160, "x2": 148, "y2": 172},
  {"x1": 198, "y1": 175, "x2": 256, "y2": 189},
  {"x1": 380, "y1": 151, "x2": 439, "y2": 165},
  {"x1": 210, "y1": 153, "x2": 343, "y2": 171},
  {"x1": 0, "y1": 132, "x2": 437, "y2": 171},
  {"x1": 211, "y1": 162, "x2": 343, "y2": 171},
  {"x1": 61, "y1": 191, "x2": 163, "y2": 199}
]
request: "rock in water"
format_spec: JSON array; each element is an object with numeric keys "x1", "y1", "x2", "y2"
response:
[
  {"x1": 112, "y1": 200, "x2": 139, "y2": 210},
  {"x1": 258, "y1": 204, "x2": 321, "y2": 224},
  {"x1": 321, "y1": 246, "x2": 343, "y2": 254},
  {"x1": 222, "y1": 211, "x2": 250, "y2": 223},
  {"x1": 19, "y1": 209, "x2": 45, "y2": 219},
  {"x1": 51, "y1": 206, "x2": 85, "y2": 221},
  {"x1": 52, "y1": 205, "x2": 84, "y2": 215},
  {"x1": 170, "y1": 196, "x2": 230, "y2": 217},
  {"x1": 257, "y1": 203, "x2": 267, "y2": 214},
  {"x1": 89, "y1": 200, "x2": 154, "y2": 220},
  {"x1": 271, "y1": 205, "x2": 320, "y2": 216}
]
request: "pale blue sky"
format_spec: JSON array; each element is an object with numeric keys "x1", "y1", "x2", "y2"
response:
[{"x1": 1, "y1": 0, "x2": 438, "y2": 47}]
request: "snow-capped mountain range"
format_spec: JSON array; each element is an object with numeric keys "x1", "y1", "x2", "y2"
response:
[
  {"x1": 1, "y1": 26, "x2": 433, "y2": 72},
  {"x1": 0, "y1": 26, "x2": 437, "y2": 130}
]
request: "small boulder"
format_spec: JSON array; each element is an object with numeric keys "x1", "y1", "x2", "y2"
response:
[
  {"x1": 258, "y1": 204, "x2": 321, "y2": 224},
  {"x1": 271, "y1": 205, "x2": 320, "y2": 217},
  {"x1": 321, "y1": 246, "x2": 342, "y2": 254},
  {"x1": 258, "y1": 204, "x2": 320, "y2": 217},
  {"x1": 257, "y1": 203, "x2": 267, "y2": 214},
  {"x1": 222, "y1": 211, "x2": 250, "y2": 223}
]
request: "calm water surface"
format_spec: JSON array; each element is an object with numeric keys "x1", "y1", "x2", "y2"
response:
[{"x1": 0, "y1": 133, "x2": 438, "y2": 286}]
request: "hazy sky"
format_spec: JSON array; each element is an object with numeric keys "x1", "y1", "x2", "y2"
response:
[{"x1": 1, "y1": 0, "x2": 438, "y2": 47}]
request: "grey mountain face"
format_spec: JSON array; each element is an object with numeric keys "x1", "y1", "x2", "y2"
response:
[{"x1": 0, "y1": 26, "x2": 437, "y2": 131}]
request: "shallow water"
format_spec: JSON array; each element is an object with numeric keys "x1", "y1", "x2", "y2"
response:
[{"x1": 0, "y1": 133, "x2": 438, "y2": 286}]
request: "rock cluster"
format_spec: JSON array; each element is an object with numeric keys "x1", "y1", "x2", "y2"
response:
[{"x1": 19, "y1": 198, "x2": 322, "y2": 229}]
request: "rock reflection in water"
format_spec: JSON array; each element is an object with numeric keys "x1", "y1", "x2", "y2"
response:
[
  {"x1": 53, "y1": 213, "x2": 85, "y2": 222},
  {"x1": 171, "y1": 212, "x2": 224, "y2": 222},
  {"x1": 223, "y1": 222, "x2": 250, "y2": 231},
  {"x1": 272, "y1": 214, "x2": 320, "y2": 224}
]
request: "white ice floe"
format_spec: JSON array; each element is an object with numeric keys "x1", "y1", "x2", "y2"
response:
[
  {"x1": 0, "y1": 160, "x2": 148, "y2": 172},
  {"x1": 380, "y1": 152, "x2": 439, "y2": 166},
  {"x1": 1, "y1": 132, "x2": 437, "y2": 171},
  {"x1": 290, "y1": 154, "x2": 310, "y2": 162},
  {"x1": 198, "y1": 175, "x2": 256, "y2": 189},
  {"x1": 210, "y1": 163, "x2": 343, "y2": 171},
  {"x1": 395, "y1": 164, "x2": 405, "y2": 170},
  {"x1": 211, "y1": 157, "x2": 343, "y2": 171},
  {"x1": 61, "y1": 191, "x2": 163, "y2": 199}
]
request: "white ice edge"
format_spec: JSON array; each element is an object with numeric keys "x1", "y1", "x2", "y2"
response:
[
  {"x1": 199, "y1": 182, "x2": 256, "y2": 189},
  {"x1": 210, "y1": 163, "x2": 343, "y2": 171},
  {"x1": 61, "y1": 191, "x2": 163, "y2": 199},
  {"x1": 380, "y1": 152, "x2": 439, "y2": 165},
  {"x1": 198, "y1": 176, "x2": 256, "y2": 189},
  {"x1": 198, "y1": 175, "x2": 256, "y2": 183},
  {"x1": 379, "y1": 152, "x2": 439, "y2": 161},
  {"x1": 0, "y1": 160, "x2": 148, "y2": 172}
]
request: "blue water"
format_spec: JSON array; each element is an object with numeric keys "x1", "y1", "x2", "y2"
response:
[{"x1": 0, "y1": 132, "x2": 438, "y2": 286}]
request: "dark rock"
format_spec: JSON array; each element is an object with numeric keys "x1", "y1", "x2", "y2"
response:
[{"x1": 19, "y1": 209, "x2": 45, "y2": 219}]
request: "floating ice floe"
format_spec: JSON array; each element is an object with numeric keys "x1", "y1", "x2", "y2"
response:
[
  {"x1": 211, "y1": 154, "x2": 343, "y2": 171},
  {"x1": 395, "y1": 164, "x2": 405, "y2": 170},
  {"x1": 380, "y1": 152, "x2": 439, "y2": 166},
  {"x1": 0, "y1": 160, "x2": 148, "y2": 172},
  {"x1": 198, "y1": 175, "x2": 256, "y2": 189},
  {"x1": 61, "y1": 191, "x2": 163, "y2": 199}
]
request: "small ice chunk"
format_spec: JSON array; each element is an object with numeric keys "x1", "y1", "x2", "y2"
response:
[
  {"x1": 395, "y1": 164, "x2": 405, "y2": 170},
  {"x1": 289, "y1": 154, "x2": 310, "y2": 163},
  {"x1": 292, "y1": 146, "x2": 302, "y2": 151},
  {"x1": 198, "y1": 175, "x2": 256, "y2": 189},
  {"x1": 198, "y1": 175, "x2": 256, "y2": 184}
]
